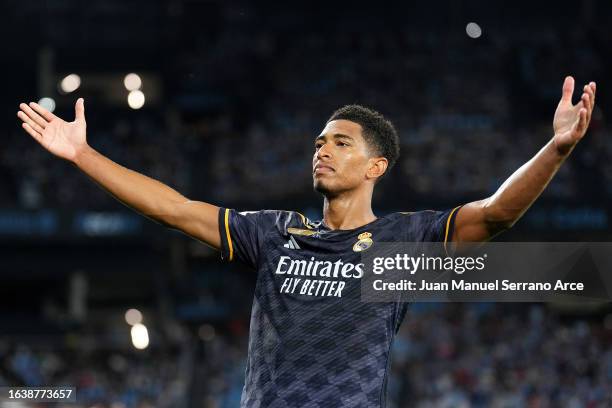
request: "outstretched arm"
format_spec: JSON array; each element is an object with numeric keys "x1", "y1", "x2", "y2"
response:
[
  {"x1": 452, "y1": 76, "x2": 597, "y2": 243},
  {"x1": 17, "y1": 99, "x2": 221, "y2": 249}
]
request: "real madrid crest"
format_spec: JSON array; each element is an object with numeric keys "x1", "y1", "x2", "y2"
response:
[{"x1": 353, "y1": 231, "x2": 373, "y2": 252}]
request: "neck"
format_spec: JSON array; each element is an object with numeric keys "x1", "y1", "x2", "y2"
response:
[{"x1": 322, "y1": 187, "x2": 376, "y2": 230}]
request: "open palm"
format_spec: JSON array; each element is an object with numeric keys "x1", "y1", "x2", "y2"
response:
[
  {"x1": 17, "y1": 98, "x2": 88, "y2": 162},
  {"x1": 552, "y1": 76, "x2": 596, "y2": 155}
]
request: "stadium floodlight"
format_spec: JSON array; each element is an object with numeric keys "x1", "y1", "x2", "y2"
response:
[
  {"x1": 466, "y1": 22, "x2": 482, "y2": 39},
  {"x1": 127, "y1": 90, "x2": 145, "y2": 109},
  {"x1": 130, "y1": 323, "x2": 149, "y2": 349},
  {"x1": 124, "y1": 73, "x2": 142, "y2": 91},
  {"x1": 124, "y1": 308, "x2": 143, "y2": 325},
  {"x1": 38, "y1": 97, "x2": 56, "y2": 113},
  {"x1": 60, "y1": 74, "x2": 81, "y2": 93}
]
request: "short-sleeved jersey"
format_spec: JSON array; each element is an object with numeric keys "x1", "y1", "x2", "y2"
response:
[{"x1": 218, "y1": 208, "x2": 460, "y2": 408}]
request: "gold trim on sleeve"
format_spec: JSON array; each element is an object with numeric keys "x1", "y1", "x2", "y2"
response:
[
  {"x1": 224, "y1": 208, "x2": 234, "y2": 261},
  {"x1": 444, "y1": 206, "x2": 461, "y2": 254}
]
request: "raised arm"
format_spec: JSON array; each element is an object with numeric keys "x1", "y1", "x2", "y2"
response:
[
  {"x1": 452, "y1": 76, "x2": 597, "y2": 243},
  {"x1": 17, "y1": 98, "x2": 221, "y2": 249}
]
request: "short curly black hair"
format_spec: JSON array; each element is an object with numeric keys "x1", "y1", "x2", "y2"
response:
[{"x1": 327, "y1": 104, "x2": 400, "y2": 174}]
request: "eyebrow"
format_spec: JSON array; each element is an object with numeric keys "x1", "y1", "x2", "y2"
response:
[{"x1": 315, "y1": 133, "x2": 354, "y2": 142}]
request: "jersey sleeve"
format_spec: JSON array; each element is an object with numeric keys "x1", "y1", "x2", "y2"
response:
[
  {"x1": 218, "y1": 208, "x2": 279, "y2": 269},
  {"x1": 422, "y1": 206, "x2": 462, "y2": 243},
  {"x1": 401, "y1": 205, "x2": 463, "y2": 253}
]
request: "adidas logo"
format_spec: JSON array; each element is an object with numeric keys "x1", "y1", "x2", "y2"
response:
[{"x1": 283, "y1": 236, "x2": 301, "y2": 250}]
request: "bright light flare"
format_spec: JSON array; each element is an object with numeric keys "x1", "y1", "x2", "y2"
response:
[
  {"x1": 38, "y1": 97, "x2": 56, "y2": 113},
  {"x1": 131, "y1": 323, "x2": 149, "y2": 349},
  {"x1": 466, "y1": 22, "x2": 482, "y2": 39},
  {"x1": 124, "y1": 308, "x2": 143, "y2": 326},
  {"x1": 60, "y1": 74, "x2": 81, "y2": 93},
  {"x1": 124, "y1": 73, "x2": 142, "y2": 91},
  {"x1": 127, "y1": 90, "x2": 145, "y2": 109}
]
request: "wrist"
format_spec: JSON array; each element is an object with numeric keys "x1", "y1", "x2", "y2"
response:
[
  {"x1": 72, "y1": 144, "x2": 93, "y2": 167},
  {"x1": 550, "y1": 136, "x2": 575, "y2": 158}
]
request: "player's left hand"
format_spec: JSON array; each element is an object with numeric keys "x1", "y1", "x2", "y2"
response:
[{"x1": 552, "y1": 76, "x2": 596, "y2": 155}]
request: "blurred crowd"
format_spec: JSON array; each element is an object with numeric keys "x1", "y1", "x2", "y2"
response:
[
  {"x1": 1, "y1": 3, "x2": 612, "y2": 408},
  {"x1": 1, "y1": 12, "x2": 611, "y2": 210},
  {"x1": 388, "y1": 304, "x2": 612, "y2": 408},
  {"x1": 0, "y1": 304, "x2": 610, "y2": 407},
  {"x1": 0, "y1": 346, "x2": 186, "y2": 407}
]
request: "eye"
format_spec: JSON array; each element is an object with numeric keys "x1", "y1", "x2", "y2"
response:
[
  {"x1": 315, "y1": 142, "x2": 324, "y2": 150},
  {"x1": 336, "y1": 141, "x2": 349, "y2": 147}
]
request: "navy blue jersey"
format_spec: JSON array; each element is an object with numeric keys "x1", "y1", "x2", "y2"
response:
[{"x1": 218, "y1": 207, "x2": 460, "y2": 408}]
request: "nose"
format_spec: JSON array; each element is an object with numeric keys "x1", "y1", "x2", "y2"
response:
[{"x1": 316, "y1": 143, "x2": 332, "y2": 160}]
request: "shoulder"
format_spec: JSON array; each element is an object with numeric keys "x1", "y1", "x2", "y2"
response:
[
  {"x1": 387, "y1": 208, "x2": 460, "y2": 242},
  {"x1": 392, "y1": 209, "x2": 456, "y2": 223},
  {"x1": 378, "y1": 211, "x2": 432, "y2": 230},
  {"x1": 225, "y1": 208, "x2": 316, "y2": 233},
  {"x1": 385, "y1": 210, "x2": 440, "y2": 224}
]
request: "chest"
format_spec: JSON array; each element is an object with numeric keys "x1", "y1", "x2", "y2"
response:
[{"x1": 257, "y1": 227, "x2": 402, "y2": 301}]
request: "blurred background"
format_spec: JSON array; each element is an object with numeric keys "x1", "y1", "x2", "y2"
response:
[{"x1": 0, "y1": 0, "x2": 611, "y2": 407}]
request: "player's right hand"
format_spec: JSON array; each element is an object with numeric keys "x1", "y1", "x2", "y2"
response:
[{"x1": 17, "y1": 98, "x2": 88, "y2": 163}]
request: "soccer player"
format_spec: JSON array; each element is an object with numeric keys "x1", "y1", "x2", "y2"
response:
[{"x1": 17, "y1": 76, "x2": 596, "y2": 407}]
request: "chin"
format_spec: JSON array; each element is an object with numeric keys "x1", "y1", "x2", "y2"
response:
[
  {"x1": 313, "y1": 178, "x2": 342, "y2": 197},
  {"x1": 313, "y1": 179, "x2": 332, "y2": 195}
]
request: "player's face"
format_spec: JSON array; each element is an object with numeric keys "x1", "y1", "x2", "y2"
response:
[{"x1": 313, "y1": 120, "x2": 373, "y2": 196}]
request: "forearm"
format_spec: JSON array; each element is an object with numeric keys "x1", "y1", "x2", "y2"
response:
[
  {"x1": 16, "y1": 99, "x2": 220, "y2": 246},
  {"x1": 73, "y1": 145, "x2": 188, "y2": 226},
  {"x1": 484, "y1": 138, "x2": 568, "y2": 227},
  {"x1": 453, "y1": 78, "x2": 596, "y2": 243}
]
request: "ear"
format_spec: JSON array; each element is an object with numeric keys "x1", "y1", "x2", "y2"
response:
[{"x1": 366, "y1": 157, "x2": 388, "y2": 180}]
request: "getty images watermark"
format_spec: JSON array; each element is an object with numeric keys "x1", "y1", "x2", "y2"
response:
[{"x1": 360, "y1": 243, "x2": 612, "y2": 302}]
